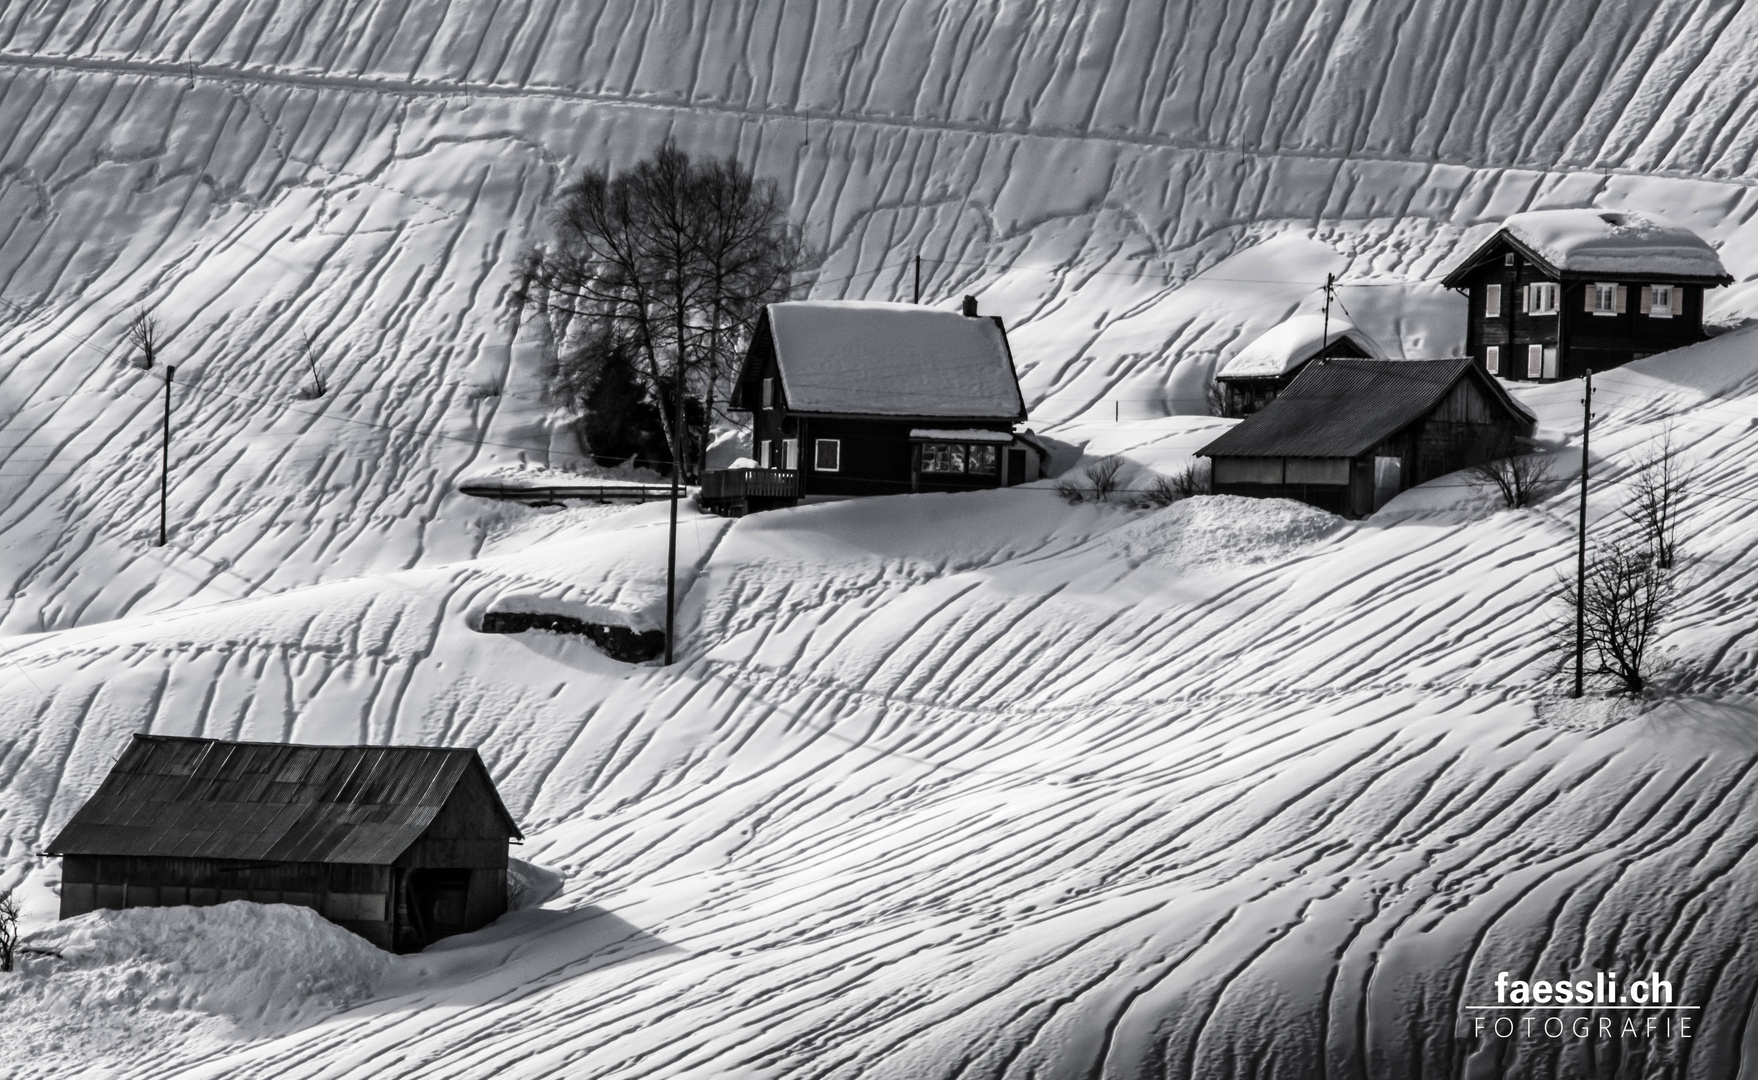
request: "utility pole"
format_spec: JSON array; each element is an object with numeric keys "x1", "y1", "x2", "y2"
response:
[
  {"x1": 158, "y1": 365, "x2": 175, "y2": 546},
  {"x1": 665, "y1": 364, "x2": 685, "y2": 666},
  {"x1": 913, "y1": 255, "x2": 921, "y2": 304},
  {"x1": 1321, "y1": 273, "x2": 1335, "y2": 357},
  {"x1": 1572, "y1": 368, "x2": 1593, "y2": 698}
]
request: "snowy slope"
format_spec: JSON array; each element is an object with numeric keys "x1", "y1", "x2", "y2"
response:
[
  {"x1": 6, "y1": 2, "x2": 1758, "y2": 1077},
  {"x1": 5, "y1": 338, "x2": 1758, "y2": 1078}
]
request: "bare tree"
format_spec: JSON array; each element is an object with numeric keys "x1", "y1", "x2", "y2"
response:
[
  {"x1": 125, "y1": 309, "x2": 162, "y2": 370},
  {"x1": 0, "y1": 889, "x2": 19, "y2": 973},
  {"x1": 1057, "y1": 455, "x2": 1127, "y2": 504},
  {"x1": 1170, "y1": 459, "x2": 1210, "y2": 499},
  {"x1": 511, "y1": 142, "x2": 815, "y2": 479},
  {"x1": 1624, "y1": 428, "x2": 1695, "y2": 569},
  {"x1": 1472, "y1": 453, "x2": 1556, "y2": 509},
  {"x1": 1203, "y1": 378, "x2": 1228, "y2": 417},
  {"x1": 1555, "y1": 544, "x2": 1678, "y2": 695}
]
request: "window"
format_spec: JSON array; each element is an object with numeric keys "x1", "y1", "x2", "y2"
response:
[
  {"x1": 1527, "y1": 344, "x2": 1544, "y2": 379},
  {"x1": 1650, "y1": 284, "x2": 1674, "y2": 318},
  {"x1": 967, "y1": 444, "x2": 999, "y2": 475},
  {"x1": 782, "y1": 438, "x2": 798, "y2": 470},
  {"x1": 1527, "y1": 282, "x2": 1559, "y2": 315},
  {"x1": 814, "y1": 438, "x2": 840, "y2": 472},
  {"x1": 1591, "y1": 282, "x2": 1617, "y2": 315},
  {"x1": 761, "y1": 377, "x2": 774, "y2": 407},
  {"x1": 1484, "y1": 345, "x2": 1500, "y2": 375},
  {"x1": 1484, "y1": 283, "x2": 1502, "y2": 318},
  {"x1": 920, "y1": 442, "x2": 966, "y2": 473},
  {"x1": 1503, "y1": 253, "x2": 1515, "y2": 267}
]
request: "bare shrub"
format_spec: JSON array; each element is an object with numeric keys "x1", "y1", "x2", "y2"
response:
[
  {"x1": 1555, "y1": 543, "x2": 1679, "y2": 696},
  {"x1": 1203, "y1": 378, "x2": 1227, "y2": 417},
  {"x1": 1131, "y1": 474, "x2": 1181, "y2": 510},
  {"x1": 0, "y1": 888, "x2": 19, "y2": 973},
  {"x1": 1055, "y1": 477, "x2": 1087, "y2": 505},
  {"x1": 1170, "y1": 459, "x2": 1210, "y2": 499},
  {"x1": 1624, "y1": 428, "x2": 1695, "y2": 570},
  {"x1": 1472, "y1": 453, "x2": 1556, "y2": 508},
  {"x1": 1083, "y1": 455, "x2": 1125, "y2": 502},
  {"x1": 124, "y1": 309, "x2": 162, "y2": 370}
]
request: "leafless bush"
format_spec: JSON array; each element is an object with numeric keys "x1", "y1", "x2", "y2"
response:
[
  {"x1": 1131, "y1": 474, "x2": 1181, "y2": 510},
  {"x1": 1170, "y1": 459, "x2": 1210, "y2": 499},
  {"x1": 1555, "y1": 543, "x2": 1679, "y2": 696},
  {"x1": 1624, "y1": 428, "x2": 1695, "y2": 570},
  {"x1": 1472, "y1": 453, "x2": 1556, "y2": 509},
  {"x1": 1055, "y1": 455, "x2": 1127, "y2": 504},
  {"x1": 124, "y1": 309, "x2": 162, "y2": 370},
  {"x1": 1084, "y1": 455, "x2": 1125, "y2": 502},
  {"x1": 0, "y1": 889, "x2": 19, "y2": 972}
]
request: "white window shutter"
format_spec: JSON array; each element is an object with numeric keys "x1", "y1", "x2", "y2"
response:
[
  {"x1": 1639, "y1": 286, "x2": 1651, "y2": 314},
  {"x1": 1616, "y1": 285, "x2": 1627, "y2": 313},
  {"x1": 1584, "y1": 286, "x2": 1595, "y2": 312},
  {"x1": 1485, "y1": 283, "x2": 1501, "y2": 317},
  {"x1": 1485, "y1": 346, "x2": 1500, "y2": 375},
  {"x1": 1527, "y1": 344, "x2": 1543, "y2": 378},
  {"x1": 1519, "y1": 285, "x2": 1528, "y2": 313}
]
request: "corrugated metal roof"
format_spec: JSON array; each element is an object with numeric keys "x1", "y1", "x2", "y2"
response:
[
  {"x1": 45, "y1": 735, "x2": 521, "y2": 863},
  {"x1": 1198, "y1": 358, "x2": 1533, "y2": 460}
]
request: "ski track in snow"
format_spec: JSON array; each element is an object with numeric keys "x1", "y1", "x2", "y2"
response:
[{"x1": 5, "y1": 2, "x2": 1758, "y2": 1077}]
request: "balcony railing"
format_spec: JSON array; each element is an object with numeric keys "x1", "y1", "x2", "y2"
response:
[{"x1": 699, "y1": 468, "x2": 802, "y2": 503}]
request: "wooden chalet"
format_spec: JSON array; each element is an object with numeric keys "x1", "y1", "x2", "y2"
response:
[
  {"x1": 45, "y1": 735, "x2": 522, "y2": 953},
  {"x1": 1197, "y1": 357, "x2": 1535, "y2": 518},
  {"x1": 1215, "y1": 314, "x2": 1383, "y2": 418},
  {"x1": 1441, "y1": 209, "x2": 1731, "y2": 382},
  {"x1": 699, "y1": 297, "x2": 1041, "y2": 516}
]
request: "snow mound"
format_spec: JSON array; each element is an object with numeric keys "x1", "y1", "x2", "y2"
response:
[
  {"x1": 0, "y1": 903, "x2": 391, "y2": 1079},
  {"x1": 1104, "y1": 495, "x2": 1344, "y2": 574}
]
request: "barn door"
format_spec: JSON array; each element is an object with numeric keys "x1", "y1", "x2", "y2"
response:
[{"x1": 406, "y1": 868, "x2": 472, "y2": 946}]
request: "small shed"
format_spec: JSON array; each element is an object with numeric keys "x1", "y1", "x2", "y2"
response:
[
  {"x1": 1197, "y1": 357, "x2": 1536, "y2": 518},
  {"x1": 1215, "y1": 314, "x2": 1384, "y2": 418},
  {"x1": 1440, "y1": 209, "x2": 1731, "y2": 381},
  {"x1": 44, "y1": 735, "x2": 523, "y2": 953},
  {"x1": 700, "y1": 297, "x2": 1041, "y2": 515}
]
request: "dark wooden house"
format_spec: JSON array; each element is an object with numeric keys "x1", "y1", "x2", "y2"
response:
[
  {"x1": 1441, "y1": 209, "x2": 1730, "y2": 382},
  {"x1": 45, "y1": 734, "x2": 523, "y2": 953},
  {"x1": 1215, "y1": 314, "x2": 1383, "y2": 418},
  {"x1": 699, "y1": 297, "x2": 1041, "y2": 516},
  {"x1": 1198, "y1": 357, "x2": 1535, "y2": 518}
]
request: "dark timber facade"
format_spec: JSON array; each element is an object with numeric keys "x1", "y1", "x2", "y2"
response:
[
  {"x1": 1198, "y1": 358, "x2": 1536, "y2": 518},
  {"x1": 46, "y1": 735, "x2": 523, "y2": 953},
  {"x1": 701, "y1": 299, "x2": 1039, "y2": 516},
  {"x1": 1442, "y1": 217, "x2": 1731, "y2": 383}
]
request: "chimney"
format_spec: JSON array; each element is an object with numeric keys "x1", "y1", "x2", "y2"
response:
[{"x1": 961, "y1": 295, "x2": 978, "y2": 317}]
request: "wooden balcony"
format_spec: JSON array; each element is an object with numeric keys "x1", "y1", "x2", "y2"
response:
[{"x1": 698, "y1": 468, "x2": 801, "y2": 516}]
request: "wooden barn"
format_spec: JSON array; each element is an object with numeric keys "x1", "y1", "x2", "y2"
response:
[
  {"x1": 1441, "y1": 208, "x2": 1731, "y2": 382},
  {"x1": 699, "y1": 297, "x2": 1042, "y2": 515},
  {"x1": 45, "y1": 734, "x2": 523, "y2": 953},
  {"x1": 1215, "y1": 314, "x2": 1383, "y2": 418},
  {"x1": 1197, "y1": 357, "x2": 1535, "y2": 518}
]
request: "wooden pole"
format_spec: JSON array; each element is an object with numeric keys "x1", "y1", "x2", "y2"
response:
[
  {"x1": 1321, "y1": 273, "x2": 1334, "y2": 358},
  {"x1": 1572, "y1": 367, "x2": 1592, "y2": 698},
  {"x1": 914, "y1": 256, "x2": 921, "y2": 304},
  {"x1": 158, "y1": 365, "x2": 174, "y2": 547}
]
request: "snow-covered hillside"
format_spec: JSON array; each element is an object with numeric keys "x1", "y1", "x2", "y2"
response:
[{"x1": 6, "y1": 2, "x2": 1758, "y2": 1077}]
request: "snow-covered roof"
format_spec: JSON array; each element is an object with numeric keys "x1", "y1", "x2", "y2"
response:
[
  {"x1": 908, "y1": 428, "x2": 1014, "y2": 442},
  {"x1": 765, "y1": 301, "x2": 1025, "y2": 419},
  {"x1": 1217, "y1": 315, "x2": 1384, "y2": 379},
  {"x1": 1448, "y1": 209, "x2": 1729, "y2": 282}
]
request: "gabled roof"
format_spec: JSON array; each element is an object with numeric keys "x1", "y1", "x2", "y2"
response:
[
  {"x1": 739, "y1": 301, "x2": 1026, "y2": 419},
  {"x1": 1197, "y1": 358, "x2": 1534, "y2": 460},
  {"x1": 1441, "y1": 209, "x2": 1731, "y2": 286},
  {"x1": 1217, "y1": 314, "x2": 1385, "y2": 378},
  {"x1": 45, "y1": 735, "x2": 521, "y2": 863}
]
